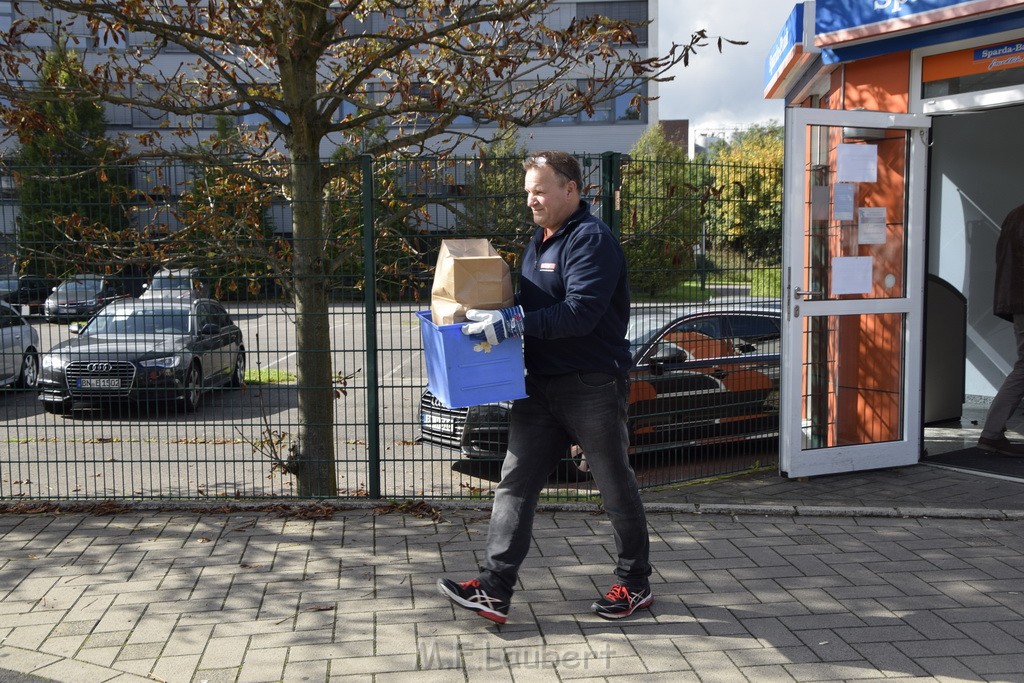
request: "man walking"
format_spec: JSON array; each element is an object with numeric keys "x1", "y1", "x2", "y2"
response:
[
  {"x1": 979, "y1": 201, "x2": 1024, "y2": 456},
  {"x1": 437, "y1": 151, "x2": 652, "y2": 624}
]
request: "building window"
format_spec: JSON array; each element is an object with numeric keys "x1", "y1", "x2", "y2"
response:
[
  {"x1": 575, "y1": 80, "x2": 647, "y2": 124},
  {"x1": 615, "y1": 87, "x2": 645, "y2": 121},
  {"x1": 132, "y1": 84, "x2": 169, "y2": 127},
  {"x1": 344, "y1": 7, "x2": 407, "y2": 34},
  {"x1": 576, "y1": 1, "x2": 648, "y2": 46},
  {"x1": 544, "y1": 3, "x2": 577, "y2": 33},
  {"x1": 103, "y1": 99, "x2": 132, "y2": 127},
  {"x1": 14, "y1": 0, "x2": 47, "y2": 22},
  {"x1": 0, "y1": 2, "x2": 12, "y2": 32}
]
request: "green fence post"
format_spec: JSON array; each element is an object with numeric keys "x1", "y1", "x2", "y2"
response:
[
  {"x1": 360, "y1": 154, "x2": 382, "y2": 499},
  {"x1": 601, "y1": 151, "x2": 622, "y2": 238}
]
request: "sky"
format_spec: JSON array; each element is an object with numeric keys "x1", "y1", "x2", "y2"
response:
[{"x1": 657, "y1": 0, "x2": 798, "y2": 138}]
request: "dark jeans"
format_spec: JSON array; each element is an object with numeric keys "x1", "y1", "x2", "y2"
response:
[
  {"x1": 982, "y1": 313, "x2": 1024, "y2": 439},
  {"x1": 478, "y1": 371, "x2": 651, "y2": 598}
]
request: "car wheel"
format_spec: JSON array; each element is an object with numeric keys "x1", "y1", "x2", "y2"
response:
[
  {"x1": 17, "y1": 351, "x2": 39, "y2": 389},
  {"x1": 181, "y1": 362, "x2": 202, "y2": 413},
  {"x1": 229, "y1": 350, "x2": 245, "y2": 388}
]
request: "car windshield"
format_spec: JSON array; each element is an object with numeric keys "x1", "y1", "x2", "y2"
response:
[
  {"x1": 150, "y1": 275, "x2": 193, "y2": 291},
  {"x1": 58, "y1": 278, "x2": 103, "y2": 295},
  {"x1": 84, "y1": 308, "x2": 191, "y2": 335},
  {"x1": 627, "y1": 308, "x2": 683, "y2": 355}
]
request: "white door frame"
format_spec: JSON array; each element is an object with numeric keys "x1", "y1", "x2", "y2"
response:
[{"x1": 780, "y1": 107, "x2": 932, "y2": 478}]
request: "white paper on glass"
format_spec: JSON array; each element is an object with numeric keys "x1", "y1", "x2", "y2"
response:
[
  {"x1": 857, "y1": 206, "x2": 887, "y2": 244},
  {"x1": 836, "y1": 144, "x2": 878, "y2": 183},
  {"x1": 833, "y1": 183, "x2": 855, "y2": 221},
  {"x1": 811, "y1": 186, "x2": 830, "y2": 221},
  {"x1": 831, "y1": 256, "x2": 873, "y2": 295}
]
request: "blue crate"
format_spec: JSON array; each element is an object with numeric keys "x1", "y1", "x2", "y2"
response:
[{"x1": 417, "y1": 310, "x2": 527, "y2": 409}]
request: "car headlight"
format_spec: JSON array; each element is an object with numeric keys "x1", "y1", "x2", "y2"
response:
[
  {"x1": 41, "y1": 354, "x2": 64, "y2": 370},
  {"x1": 140, "y1": 356, "x2": 182, "y2": 369}
]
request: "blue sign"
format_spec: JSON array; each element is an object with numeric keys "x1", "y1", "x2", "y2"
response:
[
  {"x1": 765, "y1": 3, "x2": 805, "y2": 90},
  {"x1": 974, "y1": 40, "x2": 1024, "y2": 60},
  {"x1": 816, "y1": 0, "x2": 990, "y2": 38}
]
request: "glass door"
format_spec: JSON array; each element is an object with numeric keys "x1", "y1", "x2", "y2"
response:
[{"x1": 780, "y1": 108, "x2": 931, "y2": 478}]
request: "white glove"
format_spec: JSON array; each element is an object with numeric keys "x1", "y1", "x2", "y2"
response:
[{"x1": 461, "y1": 306, "x2": 525, "y2": 345}]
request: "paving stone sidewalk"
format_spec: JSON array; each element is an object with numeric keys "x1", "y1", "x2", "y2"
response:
[
  {"x1": 641, "y1": 463, "x2": 1024, "y2": 517},
  {"x1": 1, "y1": 463, "x2": 1024, "y2": 683}
]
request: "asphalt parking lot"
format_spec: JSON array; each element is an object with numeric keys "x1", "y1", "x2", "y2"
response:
[
  {"x1": 2, "y1": 302, "x2": 456, "y2": 500},
  {"x1": 3, "y1": 300, "x2": 779, "y2": 501}
]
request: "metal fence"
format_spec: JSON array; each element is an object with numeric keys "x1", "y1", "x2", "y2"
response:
[{"x1": 0, "y1": 153, "x2": 782, "y2": 501}]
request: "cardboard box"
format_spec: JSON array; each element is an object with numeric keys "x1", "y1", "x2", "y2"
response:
[
  {"x1": 430, "y1": 238, "x2": 514, "y2": 325},
  {"x1": 417, "y1": 310, "x2": 526, "y2": 409}
]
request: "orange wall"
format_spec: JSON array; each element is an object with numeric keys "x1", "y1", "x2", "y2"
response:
[{"x1": 825, "y1": 52, "x2": 912, "y2": 113}]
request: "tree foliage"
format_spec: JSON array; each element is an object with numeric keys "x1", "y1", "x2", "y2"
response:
[
  {"x1": 619, "y1": 122, "x2": 703, "y2": 297},
  {"x1": 706, "y1": 122, "x2": 784, "y2": 264},
  {"x1": 322, "y1": 135, "x2": 425, "y2": 303},
  {"x1": 172, "y1": 116, "x2": 282, "y2": 300},
  {"x1": 0, "y1": 1, "x2": 741, "y2": 496},
  {"x1": 13, "y1": 40, "x2": 130, "y2": 277}
]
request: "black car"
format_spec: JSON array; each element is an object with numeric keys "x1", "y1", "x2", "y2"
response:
[
  {"x1": 44, "y1": 275, "x2": 129, "y2": 323},
  {"x1": 0, "y1": 275, "x2": 57, "y2": 315},
  {"x1": 419, "y1": 304, "x2": 781, "y2": 471},
  {"x1": 38, "y1": 297, "x2": 246, "y2": 414}
]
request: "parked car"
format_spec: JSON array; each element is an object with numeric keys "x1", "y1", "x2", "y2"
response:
[
  {"x1": 418, "y1": 304, "x2": 781, "y2": 477},
  {"x1": 38, "y1": 297, "x2": 245, "y2": 414},
  {"x1": 0, "y1": 300, "x2": 41, "y2": 389},
  {"x1": 140, "y1": 268, "x2": 208, "y2": 300},
  {"x1": 44, "y1": 275, "x2": 129, "y2": 322},
  {"x1": 0, "y1": 275, "x2": 58, "y2": 315}
]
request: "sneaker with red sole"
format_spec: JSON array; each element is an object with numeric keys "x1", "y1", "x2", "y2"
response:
[
  {"x1": 437, "y1": 578, "x2": 510, "y2": 624},
  {"x1": 591, "y1": 583, "x2": 653, "y2": 619}
]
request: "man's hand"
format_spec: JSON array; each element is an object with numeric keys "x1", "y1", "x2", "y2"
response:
[{"x1": 461, "y1": 306, "x2": 525, "y2": 345}]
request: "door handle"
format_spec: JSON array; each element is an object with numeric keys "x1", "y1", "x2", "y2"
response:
[{"x1": 794, "y1": 288, "x2": 823, "y2": 300}]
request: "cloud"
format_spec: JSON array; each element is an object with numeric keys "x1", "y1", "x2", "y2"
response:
[{"x1": 657, "y1": 0, "x2": 795, "y2": 134}]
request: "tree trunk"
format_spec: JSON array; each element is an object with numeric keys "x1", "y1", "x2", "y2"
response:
[{"x1": 290, "y1": 158, "x2": 338, "y2": 497}]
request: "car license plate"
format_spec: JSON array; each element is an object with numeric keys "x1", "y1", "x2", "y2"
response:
[
  {"x1": 422, "y1": 412, "x2": 454, "y2": 433},
  {"x1": 78, "y1": 377, "x2": 121, "y2": 389}
]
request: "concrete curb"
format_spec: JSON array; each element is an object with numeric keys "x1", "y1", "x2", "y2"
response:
[{"x1": 1, "y1": 497, "x2": 1022, "y2": 521}]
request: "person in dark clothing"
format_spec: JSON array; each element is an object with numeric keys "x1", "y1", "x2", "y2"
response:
[
  {"x1": 979, "y1": 202, "x2": 1024, "y2": 457},
  {"x1": 436, "y1": 151, "x2": 653, "y2": 624}
]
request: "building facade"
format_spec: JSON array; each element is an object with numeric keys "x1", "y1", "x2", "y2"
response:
[
  {"x1": 763, "y1": 0, "x2": 1024, "y2": 477},
  {"x1": 0, "y1": 1, "x2": 659, "y2": 265}
]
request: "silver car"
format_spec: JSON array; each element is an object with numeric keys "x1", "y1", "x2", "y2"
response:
[
  {"x1": 45, "y1": 275, "x2": 127, "y2": 322},
  {"x1": 140, "y1": 268, "x2": 208, "y2": 300},
  {"x1": 0, "y1": 300, "x2": 41, "y2": 389}
]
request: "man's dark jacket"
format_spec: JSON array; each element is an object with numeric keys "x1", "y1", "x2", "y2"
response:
[
  {"x1": 993, "y1": 203, "x2": 1024, "y2": 322},
  {"x1": 518, "y1": 201, "x2": 631, "y2": 376}
]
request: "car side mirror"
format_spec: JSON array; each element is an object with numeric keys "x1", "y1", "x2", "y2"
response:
[
  {"x1": 68, "y1": 322, "x2": 82, "y2": 335},
  {"x1": 199, "y1": 323, "x2": 220, "y2": 336},
  {"x1": 648, "y1": 360, "x2": 665, "y2": 376}
]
